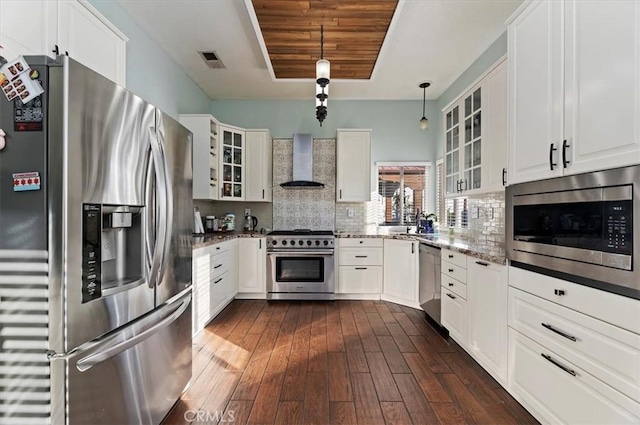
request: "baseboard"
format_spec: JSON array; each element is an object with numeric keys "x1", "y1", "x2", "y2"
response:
[
  {"x1": 335, "y1": 293, "x2": 381, "y2": 300},
  {"x1": 235, "y1": 292, "x2": 267, "y2": 299},
  {"x1": 380, "y1": 294, "x2": 421, "y2": 309}
]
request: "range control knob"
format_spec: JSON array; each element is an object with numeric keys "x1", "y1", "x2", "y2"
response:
[
  {"x1": 282, "y1": 240, "x2": 287, "y2": 245},
  {"x1": 290, "y1": 240, "x2": 295, "y2": 246},
  {"x1": 323, "y1": 240, "x2": 329, "y2": 246},
  {"x1": 315, "y1": 240, "x2": 320, "y2": 246},
  {"x1": 272, "y1": 240, "x2": 278, "y2": 245},
  {"x1": 307, "y1": 240, "x2": 312, "y2": 246},
  {"x1": 298, "y1": 240, "x2": 303, "y2": 246}
]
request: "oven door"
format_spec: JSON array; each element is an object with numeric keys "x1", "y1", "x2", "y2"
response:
[{"x1": 267, "y1": 251, "x2": 335, "y2": 293}]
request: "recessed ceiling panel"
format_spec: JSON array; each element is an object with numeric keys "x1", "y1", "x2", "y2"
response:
[{"x1": 251, "y1": 0, "x2": 399, "y2": 79}]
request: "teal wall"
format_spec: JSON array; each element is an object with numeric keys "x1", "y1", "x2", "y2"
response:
[
  {"x1": 211, "y1": 99, "x2": 440, "y2": 163},
  {"x1": 88, "y1": 0, "x2": 211, "y2": 119},
  {"x1": 435, "y1": 32, "x2": 508, "y2": 159}
]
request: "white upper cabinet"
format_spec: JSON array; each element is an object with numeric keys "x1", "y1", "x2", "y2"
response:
[
  {"x1": 179, "y1": 114, "x2": 219, "y2": 200},
  {"x1": 0, "y1": 1, "x2": 127, "y2": 86},
  {"x1": 219, "y1": 125, "x2": 246, "y2": 201},
  {"x1": 444, "y1": 59, "x2": 507, "y2": 196},
  {"x1": 0, "y1": 1, "x2": 58, "y2": 59},
  {"x1": 245, "y1": 130, "x2": 273, "y2": 202},
  {"x1": 336, "y1": 129, "x2": 371, "y2": 202},
  {"x1": 508, "y1": 0, "x2": 640, "y2": 185},
  {"x1": 58, "y1": 1, "x2": 127, "y2": 86}
]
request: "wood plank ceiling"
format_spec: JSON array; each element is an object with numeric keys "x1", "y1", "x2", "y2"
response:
[{"x1": 252, "y1": 0, "x2": 399, "y2": 79}]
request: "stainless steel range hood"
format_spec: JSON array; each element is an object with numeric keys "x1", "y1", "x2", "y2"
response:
[{"x1": 280, "y1": 133, "x2": 325, "y2": 188}]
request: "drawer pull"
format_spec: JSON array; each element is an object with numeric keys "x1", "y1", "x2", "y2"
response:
[
  {"x1": 541, "y1": 353, "x2": 576, "y2": 377},
  {"x1": 355, "y1": 255, "x2": 368, "y2": 258},
  {"x1": 554, "y1": 289, "x2": 566, "y2": 296},
  {"x1": 448, "y1": 283, "x2": 454, "y2": 287},
  {"x1": 214, "y1": 264, "x2": 222, "y2": 269},
  {"x1": 475, "y1": 261, "x2": 489, "y2": 267},
  {"x1": 541, "y1": 323, "x2": 577, "y2": 342},
  {"x1": 448, "y1": 254, "x2": 454, "y2": 258},
  {"x1": 359, "y1": 241, "x2": 364, "y2": 244},
  {"x1": 355, "y1": 267, "x2": 367, "y2": 270},
  {"x1": 216, "y1": 247, "x2": 221, "y2": 250},
  {"x1": 448, "y1": 268, "x2": 454, "y2": 273},
  {"x1": 214, "y1": 278, "x2": 223, "y2": 284},
  {"x1": 447, "y1": 293, "x2": 456, "y2": 299}
]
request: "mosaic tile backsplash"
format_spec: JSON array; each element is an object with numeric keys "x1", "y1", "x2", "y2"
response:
[
  {"x1": 459, "y1": 191, "x2": 506, "y2": 257},
  {"x1": 273, "y1": 138, "x2": 336, "y2": 231}
]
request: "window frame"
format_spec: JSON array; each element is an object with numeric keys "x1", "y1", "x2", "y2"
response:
[{"x1": 376, "y1": 161, "x2": 432, "y2": 226}]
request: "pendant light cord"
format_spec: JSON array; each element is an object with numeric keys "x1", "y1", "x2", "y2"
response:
[
  {"x1": 422, "y1": 85, "x2": 426, "y2": 116},
  {"x1": 320, "y1": 25, "x2": 324, "y2": 59}
]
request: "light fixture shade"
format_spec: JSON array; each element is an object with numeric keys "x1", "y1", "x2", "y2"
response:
[
  {"x1": 316, "y1": 59, "x2": 330, "y2": 81},
  {"x1": 419, "y1": 117, "x2": 429, "y2": 130}
]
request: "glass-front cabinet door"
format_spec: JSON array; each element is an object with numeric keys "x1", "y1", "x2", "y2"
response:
[
  {"x1": 444, "y1": 105, "x2": 461, "y2": 196},
  {"x1": 463, "y1": 87, "x2": 482, "y2": 191},
  {"x1": 444, "y1": 82, "x2": 484, "y2": 197},
  {"x1": 219, "y1": 125, "x2": 245, "y2": 200}
]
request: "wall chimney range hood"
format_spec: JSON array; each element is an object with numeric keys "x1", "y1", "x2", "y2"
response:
[{"x1": 280, "y1": 134, "x2": 325, "y2": 188}]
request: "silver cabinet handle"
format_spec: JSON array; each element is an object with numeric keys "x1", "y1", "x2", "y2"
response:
[
  {"x1": 541, "y1": 323, "x2": 577, "y2": 342},
  {"x1": 447, "y1": 293, "x2": 456, "y2": 299},
  {"x1": 541, "y1": 353, "x2": 576, "y2": 376}
]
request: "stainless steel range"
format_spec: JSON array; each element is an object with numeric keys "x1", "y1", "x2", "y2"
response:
[{"x1": 266, "y1": 230, "x2": 335, "y2": 300}]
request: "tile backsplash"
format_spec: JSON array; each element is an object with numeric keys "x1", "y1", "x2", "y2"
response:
[
  {"x1": 459, "y1": 191, "x2": 506, "y2": 256},
  {"x1": 335, "y1": 200, "x2": 379, "y2": 234},
  {"x1": 272, "y1": 138, "x2": 336, "y2": 231}
]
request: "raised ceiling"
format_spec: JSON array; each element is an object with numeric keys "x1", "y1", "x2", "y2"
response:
[
  {"x1": 251, "y1": 0, "x2": 399, "y2": 79},
  {"x1": 116, "y1": 0, "x2": 523, "y2": 100}
]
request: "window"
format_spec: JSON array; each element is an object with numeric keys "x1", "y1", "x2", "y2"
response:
[
  {"x1": 436, "y1": 159, "x2": 444, "y2": 226},
  {"x1": 377, "y1": 163, "x2": 431, "y2": 225}
]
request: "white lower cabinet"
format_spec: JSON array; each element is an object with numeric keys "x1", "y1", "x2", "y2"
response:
[
  {"x1": 467, "y1": 260, "x2": 508, "y2": 385},
  {"x1": 509, "y1": 329, "x2": 640, "y2": 424},
  {"x1": 441, "y1": 287, "x2": 467, "y2": 345},
  {"x1": 338, "y1": 266, "x2": 382, "y2": 294},
  {"x1": 382, "y1": 239, "x2": 419, "y2": 307},
  {"x1": 507, "y1": 266, "x2": 640, "y2": 424},
  {"x1": 337, "y1": 239, "x2": 383, "y2": 295},
  {"x1": 237, "y1": 238, "x2": 266, "y2": 296},
  {"x1": 192, "y1": 240, "x2": 238, "y2": 336}
]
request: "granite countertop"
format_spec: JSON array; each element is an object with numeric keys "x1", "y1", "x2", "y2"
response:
[
  {"x1": 192, "y1": 230, "x2": 506, "y2": 265},
  {"x1": 336, "y1": 232, "x2": 506, "y2": 265},
  {"x1": 193, "y1": 231, "x2": 265, "y2": 249}
]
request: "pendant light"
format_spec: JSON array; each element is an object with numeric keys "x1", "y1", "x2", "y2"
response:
[
  {"x1": 315, "y1": 25, "x2": 330, "y2": 126},
  {"x1": 419, "y1": 81, "x2": 431, "y2": 130}
]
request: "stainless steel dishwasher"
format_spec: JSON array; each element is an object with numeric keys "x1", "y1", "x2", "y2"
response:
[{"x1": 418, "y1": 242, "x2": 441, "y2": 325}]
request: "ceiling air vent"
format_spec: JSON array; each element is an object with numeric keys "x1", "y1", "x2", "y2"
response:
[{"x1": 198, "y1": 50, "x2": 225, "y2": 69}]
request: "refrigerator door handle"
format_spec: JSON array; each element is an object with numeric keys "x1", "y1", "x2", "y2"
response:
[
  {"x1": 144, "y1": 150, "x2": 157, "y2": 288},
  {"x1": 74, "y1": 293, "x2": 191, "y2": 372},
  {"x1": 148, "y1": 127, "x2": 167, "y2": 287},
  {"x1": 155, "y1": 127, "x2": 174, "y2": 286}
]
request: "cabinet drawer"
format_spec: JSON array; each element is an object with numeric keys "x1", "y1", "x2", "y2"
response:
[
  {"x1": 338, "y1": 266, "x2": 382, "y2": 294},
  {"x1": 442, "y1": 287, "x2": 467, "y2": 345},
  {"x1": 509, "y1": 329, "x2": 640, "y2": 424},
  {"x1": 211, "y1": 242, "x2": 230, "y2": 255},
  {"x1": 441, "y1": 276, "x2": 467, "y2": 299},
  {"x1": 441, "y1": 248, "x2": 467, "y2": 268},
  {"x1": 211, "y1": 250, "x2": 230, "y2": 279},
  {"x1": 338, "y1": 248, "x2": 383, "y2": 266},
  {"x1": 509, "y1": 266, "x2": 640, "y2": 334},
  {"x1": 509, "y1": 287, "x2": 640, "y2": 403},
  {"x1": 338, "y1": 238, "x2": 384, "y2": 248},
  {"x1": 210, "y1": 271, "x2": 229, "y2": 312},
  {"x1": 442, "y1": 261, "x2": 467, "y2": 284}
]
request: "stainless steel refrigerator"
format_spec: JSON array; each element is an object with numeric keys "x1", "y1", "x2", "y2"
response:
[{"x1": 0, "y1": 56, "x2": 193, "y2": 425}]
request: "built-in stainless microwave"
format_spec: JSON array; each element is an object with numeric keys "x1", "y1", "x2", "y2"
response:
[{"x1": 507, "y1": 165, "x2": 638, "y2": 300}]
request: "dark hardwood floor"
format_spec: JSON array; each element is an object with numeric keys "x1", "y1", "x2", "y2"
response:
[{"x1": 163, "y1": 300, "x2": 538, "y2": 425}]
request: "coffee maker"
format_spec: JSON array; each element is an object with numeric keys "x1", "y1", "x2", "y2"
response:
[{"x1": 244, "y1": 213, "x2": 258, "y2": 231}]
